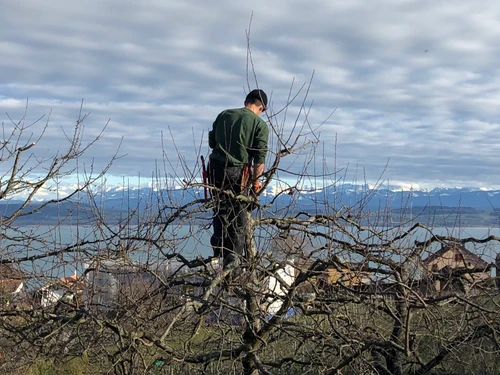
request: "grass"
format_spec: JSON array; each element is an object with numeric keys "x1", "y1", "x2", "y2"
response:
[{"x1": 24, "y1": 355, "x2": 88, "y2": 375}]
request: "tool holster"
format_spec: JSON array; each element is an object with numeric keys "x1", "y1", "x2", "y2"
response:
[{"x1": 240, "y1": 164, "x2": 252, "y2": 193}]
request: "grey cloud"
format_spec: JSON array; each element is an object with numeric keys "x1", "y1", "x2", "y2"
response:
[{"x1": 2, "y1": 0, "x2": 500, "y2": 188}]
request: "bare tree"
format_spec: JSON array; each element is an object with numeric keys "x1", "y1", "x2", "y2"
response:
[
  {"x1": 2, "y1": 78, "x2": 500, "y2": 375},
  {"x1": 0, "y1": 104, "x2": 124, "y2": 373}
]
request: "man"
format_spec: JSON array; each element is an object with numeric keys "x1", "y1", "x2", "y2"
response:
[{"x1": 208, "y1": 89, "x2": 269, "y2": 269}]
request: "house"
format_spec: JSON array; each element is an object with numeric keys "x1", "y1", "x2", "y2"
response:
[
  {"x1": 317, "y1": 262, "x2": 371, "y2": 290},
  {"x1": 422, "y1": 243, "x2": 491, "y2": 295},
  {"x1": 0, "y1": 264, "x2": 24, "y2": 304},
  {"x1": 83, "y1": 259, "x2": 216, "y2": 311},
  {"x1": 84, "y1": 258, "x2": 300, "y2": 321},
  {"x1": 35, "y1": 273, "x2": 84, "y2": 309}
]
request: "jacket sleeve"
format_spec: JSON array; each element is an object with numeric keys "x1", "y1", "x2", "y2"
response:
[{"x1": 251, "y1": 120, "x2": 269, "y2": 164}]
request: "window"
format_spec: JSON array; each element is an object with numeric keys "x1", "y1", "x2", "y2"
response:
[{"x1": 455, "y1": 253, "x2": 463, "y2": 262}]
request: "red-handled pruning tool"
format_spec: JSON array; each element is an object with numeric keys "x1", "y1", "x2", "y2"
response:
[{"x1": 200, "y1": 155, "x2": 208, "y2": 202}]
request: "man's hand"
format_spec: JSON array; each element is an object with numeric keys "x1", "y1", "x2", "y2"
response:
[
  {"x1": 249, "y1": 183, "x2": 261, "y2": 211},
  {"x1": 252, "y1": 181, "x2": 261, "y2": 194}
]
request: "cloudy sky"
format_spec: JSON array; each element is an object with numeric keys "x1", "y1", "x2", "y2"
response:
[{"x1": 2, "y1": 0, "x2": 500, "y2": 191}]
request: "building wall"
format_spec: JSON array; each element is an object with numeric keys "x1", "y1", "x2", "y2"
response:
[{"x1": 320, "y1": 267, "x2": 368, "y2": 287}]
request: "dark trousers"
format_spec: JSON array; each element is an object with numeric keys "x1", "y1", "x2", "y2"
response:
[{"x1": 209, "y1": 162, "x2": 249, "y2": 265}]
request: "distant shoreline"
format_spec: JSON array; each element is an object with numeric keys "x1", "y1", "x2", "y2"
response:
[{"x1": 13, "y1": 222, "x2": 500, "y2": 230}]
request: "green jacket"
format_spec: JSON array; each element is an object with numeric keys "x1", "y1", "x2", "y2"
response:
[{"x1": 208, "y1": 107, "x2": 269, "y2": 167}]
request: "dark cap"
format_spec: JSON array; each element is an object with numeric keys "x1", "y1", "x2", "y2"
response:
[{"x1": 246, "y1": 89, "x2": 268, "y2": 110}]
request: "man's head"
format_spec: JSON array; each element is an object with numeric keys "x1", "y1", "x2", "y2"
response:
[{"x1": 245, "y1": 89, "x2": 268, "y2": 115}]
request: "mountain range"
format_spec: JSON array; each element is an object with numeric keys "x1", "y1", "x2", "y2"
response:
[
  {"x1": 93, "y1": 184, "x2": 500, "y2": 210},
  {"x1": 3, "y1": 184, "x2": 500, "y2": 226}
]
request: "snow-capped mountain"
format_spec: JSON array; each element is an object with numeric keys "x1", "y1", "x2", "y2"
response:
[
  {"x1": 84, "y1": 184, "x2": 500, "y2": 211},
  {"x1": 6, "y1": 183, "x2": 500, "y2": 212},
  {"x1": 5, "y1": 184, "x2": 500, "y2": 226}
]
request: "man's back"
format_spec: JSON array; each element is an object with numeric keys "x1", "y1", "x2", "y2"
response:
[{"x1": 209, "y1": 107, "x2": 268, "y2": 167}]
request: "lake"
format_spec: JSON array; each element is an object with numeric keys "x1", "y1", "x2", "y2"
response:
[{"x1": 3, "y1": 224, "x2": 500, "y2": 281}]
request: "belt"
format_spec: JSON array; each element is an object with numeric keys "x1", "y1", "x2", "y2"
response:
[{"x1": 209, "y1": 160, "x2": 245, "y2": 169}]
